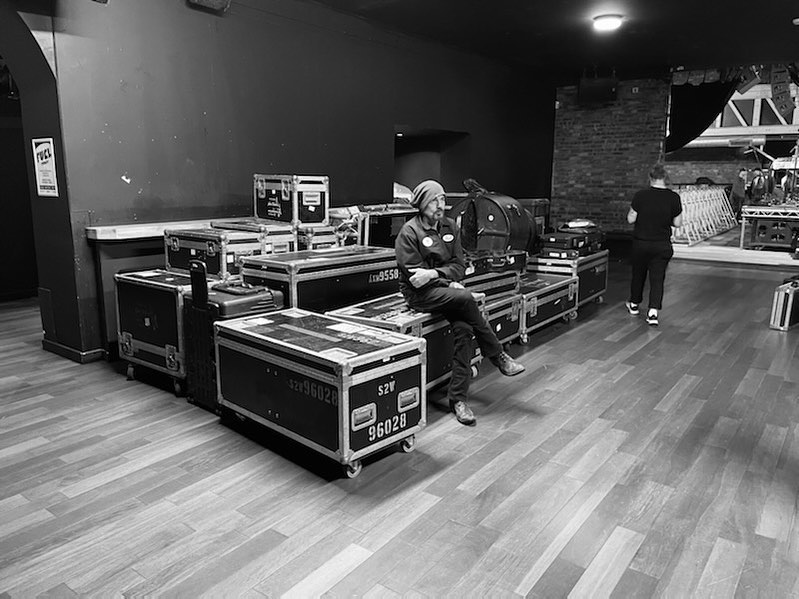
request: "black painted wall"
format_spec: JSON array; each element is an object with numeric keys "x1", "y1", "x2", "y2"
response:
[
  {"x1": 0, "y1": 102, "x2": 37, "y2": 300},
  {"x1": 7, "y1": 0, "x2": 556, "y2": 357}
]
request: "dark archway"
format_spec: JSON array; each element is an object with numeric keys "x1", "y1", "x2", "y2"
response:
[{"x1": 0, "y1": 0, "x2": 102, "y2": 361}]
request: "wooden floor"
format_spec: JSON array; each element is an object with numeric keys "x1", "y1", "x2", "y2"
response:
[{"x1": 1, "y1": 259, "x2": 798, "y2": 598}]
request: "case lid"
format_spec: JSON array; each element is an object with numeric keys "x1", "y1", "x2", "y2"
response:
[
  {"x1": 240, "y1": 245, "x2": 396, "y2": 271},
  {"x1": 211, "y1": 219, "x2": 294, "y2": 235},
  {"x1": 327, "y1": 293, "x2": 432, "y2": 327},
  {"x1": 518, "y1": 273, "x2": 577, "y2": 294},
  {"x1": 164, "y1": 227, "x2": 259, "y2": 241},
  {"x1": 115, "y1": 269, "x2": 191, "y2": 288},
  {"x1": 217, "y1": 309, "x2": 420, "y2": 362}
]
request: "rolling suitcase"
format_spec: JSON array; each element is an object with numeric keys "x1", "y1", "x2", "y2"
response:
[
  {"x1": 240, "y1": 245, "x2": 399, "y2": 312},
  {"x1": 215, "y1": 309, "x2": 426, "y2": 478},
  {"x1": 184, "y1": 261, "x2": 284, "y2": 413},
  {"x1": 326, "y1": 293, "x2": 483, "y2": 390},
  {"x1": 769, "y1": 281, "x2": 799, "y2": 331}
]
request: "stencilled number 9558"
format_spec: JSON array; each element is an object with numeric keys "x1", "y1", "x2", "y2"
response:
[{"x1": 368, "y1": 413, "x2": 407, "y2": 442}]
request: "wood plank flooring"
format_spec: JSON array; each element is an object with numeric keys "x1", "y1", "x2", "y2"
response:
[{"x1": 1, "y1": 259, "x2": 798, "y2": 597}]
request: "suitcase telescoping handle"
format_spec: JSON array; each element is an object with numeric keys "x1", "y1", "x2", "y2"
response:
[{"x1": 189, "y1": 260, "x2": 209, "y2": 309}]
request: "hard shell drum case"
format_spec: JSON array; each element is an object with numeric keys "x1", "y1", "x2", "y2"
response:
[{"x1": 214, "y1": 309, "x2": 426, "y2": 477}]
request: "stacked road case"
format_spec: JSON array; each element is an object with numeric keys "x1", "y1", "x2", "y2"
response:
[
  {"x1": 527, "y1": 249, "x2": 608, "y2": 307},
  {"x1": 326, "y1": 293, "x2": 483, "y2": 390},
  {"x1": 215, "y1": 309, "x2": 426, "y2": 477},
  {"x1": 240, "y1": 246, "x2": 399, "y2": 312},
  {"x1": 253, "y1": 174, "x2": 330, "y2": 228},
  {"x1": 518, "y1": 274, "x2": 579, "y2": 343},
  {"x1": 769, "y1": 280, "x2": 799, "y2": 331},
  {"x1": 164, "y1": 227, "x2": 267, "y2": 279},
  {"x1": 211, "y1": 219, "x2": 297, "y2": 254}
]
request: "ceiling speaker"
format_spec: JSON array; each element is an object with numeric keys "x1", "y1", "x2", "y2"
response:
[{"x1": 187, "y1": 0, "x2": 231, "y2": 12}]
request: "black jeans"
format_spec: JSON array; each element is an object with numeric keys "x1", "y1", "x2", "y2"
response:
[
  {"x1": 629, "y1": 240, "x2": 673, "y2": 310},
  {"x1": 404, "y1": 285, "x2": 503, "y2": 405}
]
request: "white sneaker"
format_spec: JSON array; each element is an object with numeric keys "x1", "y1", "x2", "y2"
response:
[
  {"x1": 625, "y1": 301, "x2": 640, "y2": 316},
  {"x1": 646, "y1": 309, "x2": 659, "y2": 326}
]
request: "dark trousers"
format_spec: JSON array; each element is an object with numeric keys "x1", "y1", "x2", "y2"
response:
[
  {"x1": 405, "y1": 285, "x2": 503, "y2": 405},
  {"x1": 629, "y1": 240, "x2": 673, "y2": 310}
]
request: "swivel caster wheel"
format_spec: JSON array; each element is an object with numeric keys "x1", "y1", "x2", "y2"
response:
[
  {"x1": 399, "y1": 435, "x2": 416, "y2": 453},
  {"x1": 519, "y1": 334, "x2": 529, "y2": 345},
  {"x1": 595, "y1": 295, "x2": 604, "y2": 304},
  {"x1": 126, "y1": 364, "x2": 135, "y2": 381},
  {"x1": 344, "y1": 460, "x2": 362, "y2": 479},
  {"x1": 470, "y1": 365, "x2": 480, "y2": 378},
  {"x1": 173, "y1": 379, "x2": 184, "y2": 397},
  {"x1": 562, "y1": 311, "x2": 577, "y2": 323}
]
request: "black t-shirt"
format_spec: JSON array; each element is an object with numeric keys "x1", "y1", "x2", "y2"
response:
[{"x1": 631, "y1": 187, "x2": 682, "y2": 242}]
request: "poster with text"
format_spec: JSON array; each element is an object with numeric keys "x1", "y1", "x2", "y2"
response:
[{"x1": 32, "y1": 137, "x2": 59, "y2": 197}]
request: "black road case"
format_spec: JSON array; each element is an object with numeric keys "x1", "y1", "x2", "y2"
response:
[
  {"x1": 253, "y1": 174, "x2": 330, "y2": 227},
  {"x1": 326, "y1": 293, "x2": 483, "y2": 390},
  {"x1": 210, "y1": 219, "x2": 297, "y2": 254},
  {"x1": 184, "y1": 270, "x2": 284, "y2": 413},
  {"x1": 462, "y1": 250, "x2": 525, "y2": 299},
  {"x1": 519, "y1": 274, "x2": 579, "y2": 344},
  {"x1": 164, "y1": 227, "x2": 264, "y2": 279},
  {"x1": 115, "y1": 269, "x2": 211, "y2": 395},
  {"x1": 240, "y1": 245, "x2": 399, "y2": 312},
  {"x1": 485, "y1": 292, "x2": 523, "y2": 345},
  {"x1": 356, "y1": 205, "x2": 417, "y2": 248},
  {"x1": 297, "y1": 224, "x2": 339, "y2": 250},
  {"x1": 527, "y1": 249, "x2": 608, "y2": 307},
  {"x1": 215, "y1": 309, "x2": 426, "y2": 477},
  {"x1": 769, "y1": 281, "x2": 799, "y2": 331}
]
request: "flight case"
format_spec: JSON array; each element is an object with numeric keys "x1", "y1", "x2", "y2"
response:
[
  {"x1": 462, "y1": 250, "x2": 525, "y2": 299},
  {"x1": 296, "y1": 224, "x2": 339, "y2": 250},
  {"x1": 210, "y1": 219, "x2": 297, "y2": 254},
  {"x1": 527, "y1": 249, "x2": 608, "y2": 307},
  {"x1": 326, "y1": 293, "x2": 483, "y2": 390},
  {"x1": 184, "y1": 262, "x2": 284, "y2": 413},
  {"x1": 215, "y1": 309, "x2": 426, "y2": 477},
  {"x1": 769, "y1": 280, "x2": 799, "y2": 331},
  {"x1": 240, "y1": 245, "x2": 399, "y2": 312},
  {"x1": 484, "y1": 291, "x2": 523, "y2": 345},
  {"x1": 253, "y1": 174, "x2": 330, "y2": 227},
  {"x1": 164, "y1": 227, "x2": 264, "y2": 279},
  {"x1": 518, "y1": 274, "x2": 579, "y2": 343},
  {"x1": 115, "y1": 269, "x2": 212, "y2": 395}
]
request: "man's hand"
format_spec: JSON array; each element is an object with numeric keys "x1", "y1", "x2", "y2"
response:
[
  {"x1": 448, "y1": 281, "x2": 465, "y2": 289},
  {"x1": 408, "y1": 268, "x2": 438, "y2": 288}
]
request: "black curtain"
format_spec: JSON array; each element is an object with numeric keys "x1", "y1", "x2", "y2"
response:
[{"x1": 665, "y1": 80, "x2": 739, "y2": 153}]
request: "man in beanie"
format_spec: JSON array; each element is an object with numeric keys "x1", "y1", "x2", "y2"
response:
[{"x1": 395, "y1": 179, "x2": 525, "y2": 426}]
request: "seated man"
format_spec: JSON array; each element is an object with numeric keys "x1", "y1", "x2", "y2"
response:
[{"x1": 394, "y1": 179, "x2": 525, "y2": 426}]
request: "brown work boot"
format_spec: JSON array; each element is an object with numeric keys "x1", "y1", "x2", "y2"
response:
[
  {"x1": 491, "y1": 351, "x2": 525, "y2": 377},
  {"x1": 450, "y1": 400, "x2": 476, "y2": 426}
]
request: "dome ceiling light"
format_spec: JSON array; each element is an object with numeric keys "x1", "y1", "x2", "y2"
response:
[{"x1": 593, "y1": 14, "x2": 624, "y2": 32}]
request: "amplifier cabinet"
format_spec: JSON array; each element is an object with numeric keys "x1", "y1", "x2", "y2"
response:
[
  {"x1": 527, "y1": 249, "x2": 608, "y2": 307},
  {"x1": 215, "y1": 309, "x2": 426, "y2": 477},
  {"x1": 184, "y1": 286, "x2": 284, "y2": 413},
  {"x1": 253, "y1": 174, "x2": 330, "y2": 227},
  {"x1": 165, "y1": 227, "x2": 264, "y2": 279},
  {"x1": 210, "y1": 219, "x2": 297, "y2": 254},
  {"x1": 326, "y1": 293, "x2": 482, "y2": 390},
  {"x1": 240, "y1": 245, "x2": 399, "y2": 312},
  {"x1": 485, "y1": 292, "x2": 523, "y2": 345},
  {"x1": 770, "y1": 281, "x2": 799, "y2": 331},
  {"x1": 115, "y1": 269, "x2": 211, "y2": 394},
  {"x1": 519, "y1": 274, "x2": 579, "y2": 343}
]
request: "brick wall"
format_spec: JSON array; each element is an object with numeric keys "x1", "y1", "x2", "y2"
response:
[
  {"x1": 551, "y1": 79, "x2": 670, "y2": 233},
  {"x1": 665, "y1": 157, "x2": 762, "y2": 187}
]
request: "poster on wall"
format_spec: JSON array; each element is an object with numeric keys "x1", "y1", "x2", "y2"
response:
[{"x1": 31, "y1": 137, "x2": 59, "y2": 197}]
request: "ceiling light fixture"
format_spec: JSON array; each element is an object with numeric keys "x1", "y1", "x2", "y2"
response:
[
  {"x1": 593, "y1": 14, "x2": 623, "y2": 32},
  {"x1": 793, "y1": 17, "x2": 799, "y2": 25}
]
